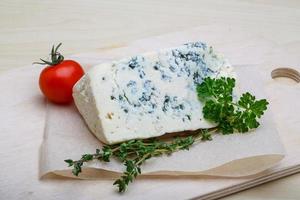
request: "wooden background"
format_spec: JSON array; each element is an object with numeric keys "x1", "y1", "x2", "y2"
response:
[{"x1": 0, "y1": 0, "x2": 300, "y2": 199}]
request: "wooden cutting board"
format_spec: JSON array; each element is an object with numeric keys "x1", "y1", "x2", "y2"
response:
[
  {"x1": 64, "y1": 30, "x2": 300, "y2": 199},
  {"x1": 1, "y1": 27, "x2": 300, "y2": 200}
]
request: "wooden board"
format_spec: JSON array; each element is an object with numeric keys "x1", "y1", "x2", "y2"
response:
[{"x1": 1, "y1": 26, "x2": 300, "y2": 199}]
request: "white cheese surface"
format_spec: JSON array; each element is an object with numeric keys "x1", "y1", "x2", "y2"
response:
[{"x1": 73, "y1": 42, "x2": 235, "y2": 144}]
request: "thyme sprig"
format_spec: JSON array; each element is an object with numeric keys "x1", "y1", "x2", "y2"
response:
[{"x1": 65, "y1": 129, "x2": 215, "y2": 192}]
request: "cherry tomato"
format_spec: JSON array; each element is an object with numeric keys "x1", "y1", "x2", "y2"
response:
[{"x1": 36, "y1": 43, "x2": 84, "y2": 104}]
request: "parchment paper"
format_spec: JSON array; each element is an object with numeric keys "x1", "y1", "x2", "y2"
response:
[{"x1": 40, "y1": 36, "x2": 285, "y2": 179}]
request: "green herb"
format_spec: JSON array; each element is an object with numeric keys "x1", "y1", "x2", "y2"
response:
[
  {"x1": 64, "y1": 129, "x2": 215, "y2": 192},
  {"x1": 65, "y1": 77, "x2": 268, "y2": 193},
  {"x1": 196, "y1": 77, "x2": 269, "y2": 134}
]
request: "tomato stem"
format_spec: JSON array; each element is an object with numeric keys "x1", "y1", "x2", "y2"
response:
[{"x1": 34, "y1": 43, "x2": 64, "y2": 66}]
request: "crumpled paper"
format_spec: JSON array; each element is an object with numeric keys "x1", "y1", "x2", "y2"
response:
[{"x1": 39, "y1": 35, "x2": 285, "y2": 179}]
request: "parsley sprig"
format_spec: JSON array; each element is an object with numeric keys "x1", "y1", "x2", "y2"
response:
[
  {"x1": 197, "y1": 77, "x2": 269, "y2": 134},
  {"x1": 65, "y1": 77, "x2": 268, "y2": 193}
]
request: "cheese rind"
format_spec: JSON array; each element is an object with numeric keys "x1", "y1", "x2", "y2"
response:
[{"x1": 73, "y1": 42, "x2": 235, "y2": 144}]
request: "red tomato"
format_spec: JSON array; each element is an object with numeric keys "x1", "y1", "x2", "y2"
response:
[
  {"x1": 39, "y1": 60, "x2": 84, "y2": 104},
  {"x1": 37, "y1": 43, "x2": 84, "y2": 104}
]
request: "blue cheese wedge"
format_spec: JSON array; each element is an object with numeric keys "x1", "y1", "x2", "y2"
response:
[{"x1": 73, "y1": 42, "x2": 235, "y2": 144}]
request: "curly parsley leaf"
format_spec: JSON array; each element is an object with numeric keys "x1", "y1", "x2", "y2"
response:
[{"x1": 197, "y1": 77, "x2": 269, "y2": 134}]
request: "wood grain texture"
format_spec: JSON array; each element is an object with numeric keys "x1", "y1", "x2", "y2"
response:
[
  {"x1": 0, "y1": 0, "x2": 300, "y2": 199},
  {"x1": 1, "y1": 0, "x2": 300, "y2": 72}
]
